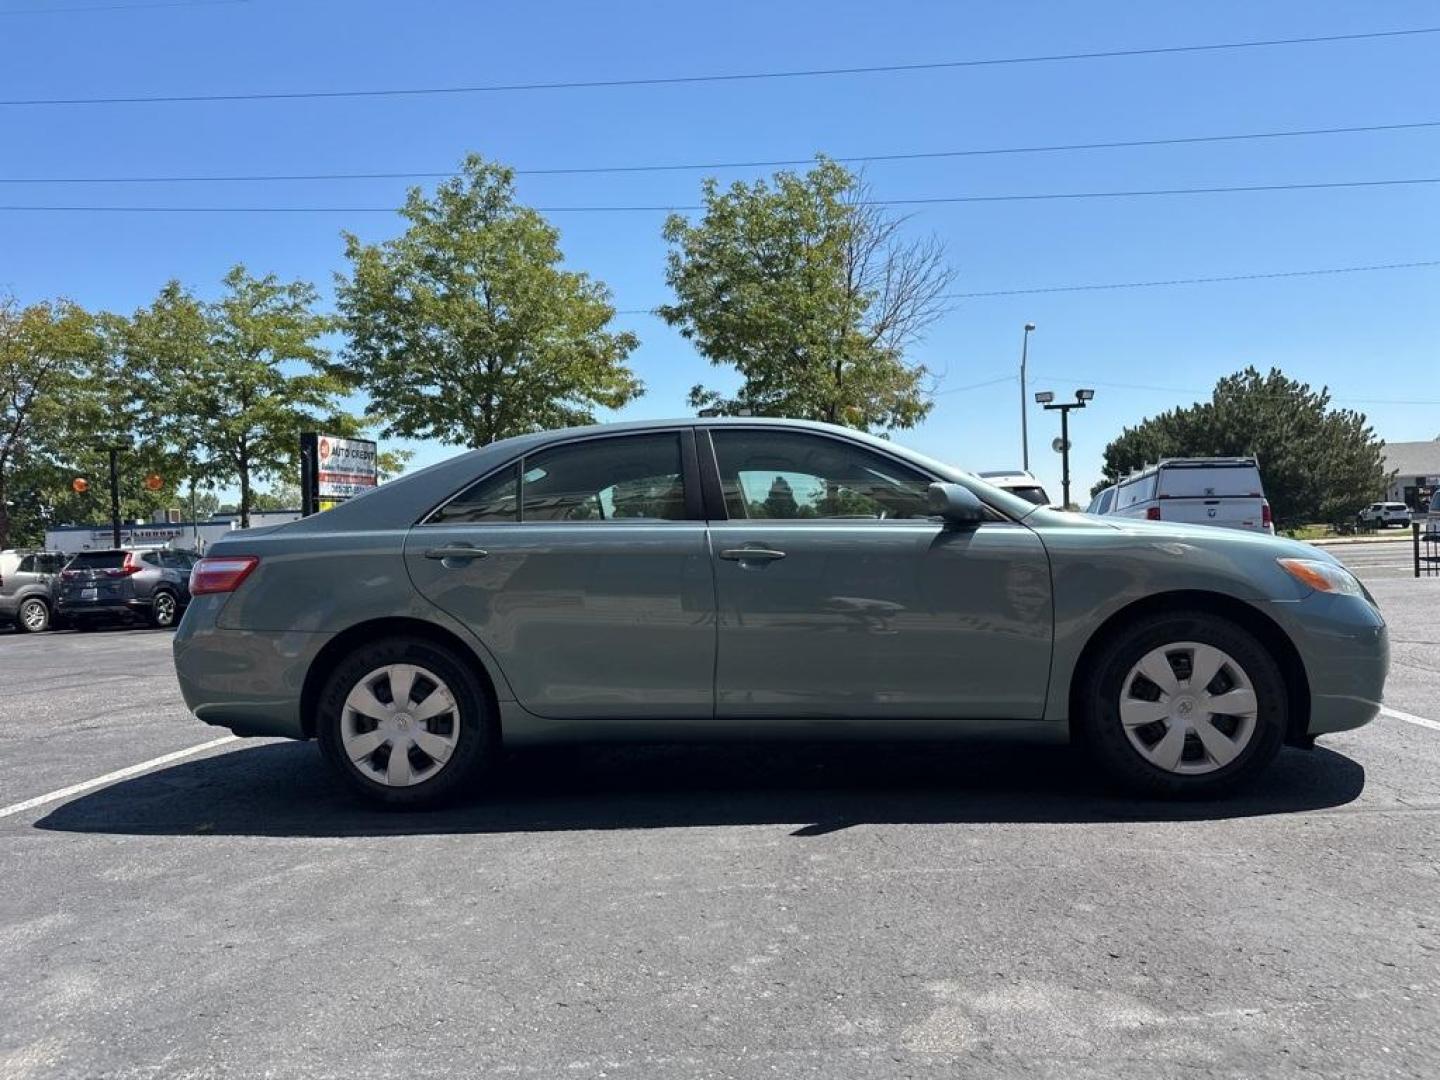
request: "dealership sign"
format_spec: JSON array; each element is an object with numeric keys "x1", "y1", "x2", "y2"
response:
[{"x1": 300, "y1": 433, "x2": 379, "y2": 514}]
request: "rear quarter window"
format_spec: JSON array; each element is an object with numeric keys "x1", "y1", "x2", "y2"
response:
[{"x1": 1116, "y1": 475, "x2": 1157, "y2": 509}]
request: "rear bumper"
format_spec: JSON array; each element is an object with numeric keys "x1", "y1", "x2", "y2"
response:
[
  {"x1": 57, "y1": 597, "x2": 151, "y2": 618},
  {"x1": 172, "y1": 595, "x2": 328, "y2": 739},
  {"x1": 1268, "y1": 592, "x2": 1389, "y2": 736}
]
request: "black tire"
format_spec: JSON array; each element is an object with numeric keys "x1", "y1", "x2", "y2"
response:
[
  {"x1": 16, "y1": 597, "x2": 51, "y2": 633},
  {"x1": 316, "y1": 636, "x2": 497, "y2": 808},
  {"x1": 149, "y1": 589, "x2": 180, "y2": 629},
  {"x1": 1074, "y1": 610, "x2": 1288, "y2": 798}
]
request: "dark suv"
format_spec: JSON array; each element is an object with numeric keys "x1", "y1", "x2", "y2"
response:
[
  {"x1": 0, "y1": 550, "x2": 67, "y2": 633},
  {"x1": 58, "y1": 548, "x2": 197, "y2": 630}
]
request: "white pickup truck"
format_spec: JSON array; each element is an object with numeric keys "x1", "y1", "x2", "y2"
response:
[{"x1": 1103, "y1": 458, "x2": 1274, "y2": 534}]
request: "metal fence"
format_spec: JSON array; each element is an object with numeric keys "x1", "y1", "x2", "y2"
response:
[{"x1": 1415, "y1": 520, "x2": 1440, "y2": 578}]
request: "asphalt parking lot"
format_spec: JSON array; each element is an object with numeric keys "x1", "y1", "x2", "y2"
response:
[{"x1": 1, "y1": 541, "x2": 1437, "y2": 1079}]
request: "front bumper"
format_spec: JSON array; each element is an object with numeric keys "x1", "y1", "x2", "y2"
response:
[
  {"x1": 1268, "y1": 591, "x2": 1389, "y2": 736},
  {"x1": 172, "y1": 595, "x2": 331, "y2": 739}
]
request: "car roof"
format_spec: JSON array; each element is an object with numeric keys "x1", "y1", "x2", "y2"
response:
[{"x1": 261, "y1": 416, "x2": 1044, "y2": 535}]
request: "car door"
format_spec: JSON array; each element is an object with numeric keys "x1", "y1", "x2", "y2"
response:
[
  {"x1": 0, "y1": 554, "x2": 31, "y2": 614},
  {"x1": 702, "y1": 427, "x2": 1053, "y2": 720},
  {"x1": 405, "y1": 428, "x2": 716, "y2": 720}
]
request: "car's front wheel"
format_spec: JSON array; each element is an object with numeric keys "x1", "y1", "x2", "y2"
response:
[
  {"x1": 1075, "y1": 611, "x2": 1287, "y2": 797},
  {"x1": 17, "y1": 598, "x2": 51, "y2": 633},
  {"x1": 316, "y1": 637, "x2": 496, "y2": 808}
]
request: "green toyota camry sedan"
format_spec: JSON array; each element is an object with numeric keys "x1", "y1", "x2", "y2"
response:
[{"x1": 173, "y1": 418, "x2": 1388, "y2": 807}]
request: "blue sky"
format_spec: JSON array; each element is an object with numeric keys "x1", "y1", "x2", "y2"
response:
[{"x1": 3, "y1": 0, "x2": 1437, "y2": 502}]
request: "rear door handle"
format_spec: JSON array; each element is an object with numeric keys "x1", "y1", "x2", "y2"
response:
[
  {"x1": 424, "y1": 544, "x2": 489, "y2": 563},
  {"x1": 719, "y1": 547, "x2": 787, "y2": 564}
]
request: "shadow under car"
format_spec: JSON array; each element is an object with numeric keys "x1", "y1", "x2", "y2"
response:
[{"x1": 33, "y1": 738, "x2": 1366, "y2": 839}]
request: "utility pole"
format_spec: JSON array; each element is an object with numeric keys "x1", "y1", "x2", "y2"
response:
[
  {"x1": 1035, "y1": 388, "x2": 1096, "y2": 509},
  {"x1": 107, "y1": 447, "x2": 122, "y2": 548},
  {"x1": 1019, "y1": 323, "x2": 1036, "y2": 471}
]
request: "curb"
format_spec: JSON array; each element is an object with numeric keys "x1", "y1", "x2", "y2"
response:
[{"x1": 1305, "y1": 534, "x2": 1413, "y2": 547}]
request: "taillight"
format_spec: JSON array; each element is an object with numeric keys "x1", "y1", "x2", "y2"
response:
[
  {"x1": 61, "y1": 569, "x2": 79, "y2": 580},
  {"x1": 1261, "y1": 501, "x2": 1273, "y2": 528},
  {"x1": 190, "y1": 556, "x2": 259, "y2": 595},
  {"x1": 1145, "y1": 506, "x2": 1161, "y2": 520},
  {"x1": 119, "y1": 551, "x2": 142, "y2": 576}
]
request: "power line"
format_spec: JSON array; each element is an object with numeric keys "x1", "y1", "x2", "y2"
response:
[
  {"x1": 1031, "y1": 375, "x2": 1440, "y2": 407},
  {"x1": 0, "y1": 0, "x2": 242, "y2": 13},
  {"x1": 3, "y1": 26, "x2": 1437, "y2": 106},
  {"x1": 612, "y1": 259, "x2": 1440, "y2": 313},
  {"x1": 934, "y1": 374, "x2": 1017, "y2": 396},
  {"x1": 7, "y1": 119, "x2": 1437, "y2": 185},
  {"x1": 4, "y1": 175, "x2": 1435, "y2": 213},
  {"x1": 941, "y1": 259, "x2": 1440, "y2": 297}
]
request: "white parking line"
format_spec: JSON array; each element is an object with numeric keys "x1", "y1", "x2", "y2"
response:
[
  {"x1": 1381, "y1": 706, "x2": 1440, "y2": 732},
  {"x1": 0, "y1": 735, "x2": 239, "y2": 820}
]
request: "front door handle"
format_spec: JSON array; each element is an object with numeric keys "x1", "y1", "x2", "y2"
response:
[
  {"x1": 424, "y1": 544, "x2": 489, "y2": 564},
  {"x1": 719, "y1": 547, "x2": 787, "y2": 564}
]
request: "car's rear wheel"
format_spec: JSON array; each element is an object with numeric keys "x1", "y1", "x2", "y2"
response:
[
  {"x1": 316, "y1": 637, "x2": 496, "y2": 808},
  {"x1": 149, "y1": 590, "x2": 179, "y2": 629},
  {"x1": 1075, "y1": 611, "x2": 1287, "y2": 797},
  {"x1": 17, "y1": 598, "x2": 51, "y2": 633}
]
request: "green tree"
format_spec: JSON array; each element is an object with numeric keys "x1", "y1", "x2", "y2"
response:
[
  {"x1": 128, "y1": 268, "x2": 355, "y2": 528},
  {"x1": 1098, "y1": 367, "x2": 1389, "y2": 526},
  {"x1": 336, "y1": 155, "x2": 642, "y2": 449},
  {"x1": 0, "y1": 296, "x2": 103, "y2": 548},
  {"x1": 659, "y1": 158, "x2": 954, "y2": 431}
]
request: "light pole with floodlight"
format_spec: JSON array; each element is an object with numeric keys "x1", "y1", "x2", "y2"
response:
[
  {"x1": 1035, "y1": 388, "x2": 1095, "y2": 509},
  {"x1": 1019, "y1": 323, "x2": 1036, "y2": 470}
]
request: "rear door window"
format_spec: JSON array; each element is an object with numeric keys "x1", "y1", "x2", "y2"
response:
[{"x1": 521, "y1": 433, "x2": 687, "y2": 522}]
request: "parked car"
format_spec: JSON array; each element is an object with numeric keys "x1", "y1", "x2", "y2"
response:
[
  {"x1": 174, "y1": 418, "x2": 1387, "y2": 808},
  {"x1": 1102, "y1": 457, "x2": 1274, "y2": 534},
  {"x1": 58, "y1": 547, "x2": 196, "y2": 630},
  {"x1": 0, "y1": 550, "x2": 67, "y2": 633},
  {"x1": 1356, "y1": 502, "x2": 1412, "y2": 528},
  {"x1": 1424, "y1": 490, "x2": 1440, "y2": 541},
  {"x1": 1085, "y1": 485, "x2": 1117, "y2": 516},
  {"x1": 977, "y1": 469, "x2": 1052, "y2": 507}
]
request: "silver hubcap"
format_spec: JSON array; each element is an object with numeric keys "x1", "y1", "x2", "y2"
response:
[
  {"x1": 1120, "y1": 642, "x2": 1259, "y2": 775},
  {"x1": 154, "y1": 595, "x2": 175, "y2": 623},
  {"x1": 21, "y1": 601, "x2": 46, "y2": 631},
  {"x1": 341, "y1": 664, "x2": 459, "y2": 787}
]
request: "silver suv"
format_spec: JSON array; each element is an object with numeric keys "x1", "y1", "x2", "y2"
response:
[
  {"x1": 0, "y1": 550, "x2": 66, "y2": 633},
  {"x1": 57, "y1": 547, "x2": 197, "y2": 630}
]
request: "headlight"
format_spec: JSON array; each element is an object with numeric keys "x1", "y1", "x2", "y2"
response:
[{"x1": 1276, "y1": 557, "x2": 1364, "y2": 597}]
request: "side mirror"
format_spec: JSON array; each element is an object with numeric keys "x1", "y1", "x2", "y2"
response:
[{"x1": 928, "y1": 482, "x2": 986, "y2": 527}]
